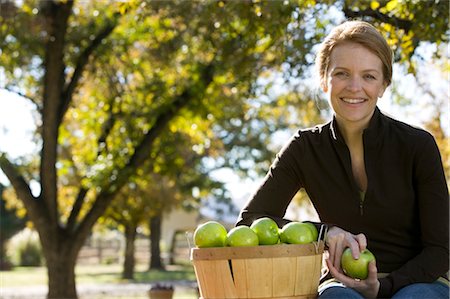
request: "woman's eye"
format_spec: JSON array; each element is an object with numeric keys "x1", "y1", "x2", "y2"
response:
[
  {"x1": 364, "y1": 74, "x2": 376, "y2": 80},
  {"x1": 334, "y1": 72, "x2": 348, "y2": 78}
]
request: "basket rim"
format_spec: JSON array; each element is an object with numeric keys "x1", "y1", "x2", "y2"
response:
[{"x1": 190, "y1": 241, "x2": 324, "y2": 260}]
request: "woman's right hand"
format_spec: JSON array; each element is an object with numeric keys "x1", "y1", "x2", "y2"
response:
[{"x1": 325, "y1": 226, "x2": 367, "y2": 274}]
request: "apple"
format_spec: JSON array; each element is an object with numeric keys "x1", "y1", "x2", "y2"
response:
[
  {"x1": 250, "y1": 217, "x2": 280, "y2": 245},
  {"x1": 226, "y1": 225, "x2": 259, "y2": 247},
  {"x1": 341, "y1": 247, "x2": 376, "y2": 280},
  {"x1": 302, "y1": 222, "x2": 319, "y2": 241},
  {"x1": 193, "y1": 221, "x2": 227, "y2": 248},
  {"x1": 279, "y1": 222, "x2": 315, "y2": 244}
]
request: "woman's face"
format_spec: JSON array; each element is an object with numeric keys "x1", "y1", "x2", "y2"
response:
[{"x1": 323, "y1": 42, "x2": 386, "y2": 128}]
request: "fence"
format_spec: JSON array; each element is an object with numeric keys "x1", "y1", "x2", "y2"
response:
[{"x1": 77, "y1": 231, "x2": 191, "y2": 266}]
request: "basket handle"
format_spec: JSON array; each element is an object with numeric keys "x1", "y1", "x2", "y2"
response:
[
  {"x1": 313, "y1": 224, "x2": 328, "y2": 254},
  {"x1": 186, "y1": 231, "x2": 194, "y2": 250}
]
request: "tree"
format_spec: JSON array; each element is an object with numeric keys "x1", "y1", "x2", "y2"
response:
[
  {"x1": 0, "y1": 1, "x2": 316, "y2": 297},
  {"x1": 339, "y1": 0, "x2": 449, "y2": 71},
  {"x1": 102, "y1": 182, "x2": 148, "y2": 280}
]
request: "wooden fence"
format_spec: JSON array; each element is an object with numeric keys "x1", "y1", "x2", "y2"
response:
[{"x1": 77, "y1": 231, "x2": 191, "y2": 265}]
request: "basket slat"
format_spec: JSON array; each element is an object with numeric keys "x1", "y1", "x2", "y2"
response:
[
  {"x1": 246, "y1": 258, "x2": 273, "y2": 298},
  {"x1": 272, "y1": 257, "x2": 297, "y2": 297},
  {"x1": 295, "y1": 256, "x2": 316, "y2": 295},
  {"x1": 231, "y1": 259, "x2": 248, "y2": 298},
  {"x1": 193, "y1": 260, "x2": 238, "y2": 298}
]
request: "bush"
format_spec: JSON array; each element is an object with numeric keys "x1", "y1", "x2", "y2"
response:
[
  {"x1": 19, "y1": 240, "x2": 42, "y2": 266},
  {"x1": 6, "y1": 228, "x2": 43, "y2": 267}
]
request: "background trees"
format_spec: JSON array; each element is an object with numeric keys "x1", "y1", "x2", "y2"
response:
[
  {"x1": 0, "y1": 1, "x2": 317, "y2": 297},
  {"x1": 0, "y1": 183, "x2": 26, "y2": 269},
  {"x1": 0, "y1": 1, "x2": 448, "y2": 298}
]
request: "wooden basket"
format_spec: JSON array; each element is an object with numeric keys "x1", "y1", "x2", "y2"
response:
[{"x1": 190, "y1": 242, "x2": 324, "y2": 299}]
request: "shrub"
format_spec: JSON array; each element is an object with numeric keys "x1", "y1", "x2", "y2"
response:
[{"x1": 6, "y1": 228, "x2": 43, "y2": 267}]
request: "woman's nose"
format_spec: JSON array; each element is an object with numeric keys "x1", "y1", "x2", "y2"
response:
[{"x1": 346, "y1": 76, "x2": 362, "y2": 92}]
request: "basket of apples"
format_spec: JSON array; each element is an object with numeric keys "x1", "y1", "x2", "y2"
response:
[{"x1": 190, "y1": 218, "x2": 326, "y2": 299}]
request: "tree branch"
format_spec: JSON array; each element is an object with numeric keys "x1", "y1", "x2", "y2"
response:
[
  {"x1": 1, "y1": 87, "x2": 41, "y2": 111},
  {"x1": 343, "y1": 7, "x2": 412, "y2": 32},
  {"x1": 0, "y1": 154, "x2": 47, "y2": 224},
  {"x1": 40, "y1": 0, "x2": 73, "y2": 226},
  {"x1": 66, "y1": 187, "x2": 88, "y2": 232},
  {"x1": 74, "y1": 62, "x2": 216, "y2": 245},
  {"x1": 96, "y1": 69, "x2": 126, "y2": 156},
  {"x1": 59, "y1": 14, "x2": 120, "y2": 126}
]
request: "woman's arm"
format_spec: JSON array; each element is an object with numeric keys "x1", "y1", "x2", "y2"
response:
[
  {"x1": 378, "y1": 134, "x2": 449, "y2": 297},
  {"x1": 236, "y1": 135, "x2": 304, "y2": 228}
]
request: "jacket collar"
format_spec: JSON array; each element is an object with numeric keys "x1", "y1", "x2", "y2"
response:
[{"x1": 330, "y1": 106, "x2": 385, "y2": 147}]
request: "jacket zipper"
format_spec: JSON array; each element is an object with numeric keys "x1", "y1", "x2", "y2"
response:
[
  {"x1": 359, "y1": 200, "x2": 364, "y2": 216},
  {"x1": 358, "y1": 190, "x2": 365, "y2": 216}
]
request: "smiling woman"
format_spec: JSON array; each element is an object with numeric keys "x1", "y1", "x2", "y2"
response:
[{"x1": 236, "y1": 20, "x2": 449, "y2": 299}]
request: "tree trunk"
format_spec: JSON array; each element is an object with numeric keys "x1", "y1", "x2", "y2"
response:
[
  {"x1": 122, "y1": 224, "x2": 137, "y2": 279},
  {"x1": 168, "y1": 230, "x2": 177, "y2": 265},
  {"x1": 149, "y1": 215, "x2": 164, "y2": 270},
  {"x1": 44, "y1": 238, "x2": 79, "y2": 299}
]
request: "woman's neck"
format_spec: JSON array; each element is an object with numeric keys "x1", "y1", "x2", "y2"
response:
[
  {"x1": 335, "y1": 118, "x2": 369, "y2": 191},
  {"x1": 336, "y1": 118, "x2": 367, "y2": 146}
]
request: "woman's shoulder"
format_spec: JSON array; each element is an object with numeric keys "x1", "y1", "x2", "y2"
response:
[
  {"x1": 382, "y1": 112, "x2": 434, "y2": 142},
  {"x1": 277, "y1": 122, "x2": 333, "y2": 157},
  {"x1": 380, "y1": 112, "x2": 437, "y2": 152},
  {"x1": 296, "y1": 121, "x2": 333, "y2": 140}
]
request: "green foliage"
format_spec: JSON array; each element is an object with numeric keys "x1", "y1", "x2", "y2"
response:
[
  {"x1": 338, "y1": 0, "x2": 449, "y2": 73},
  {"x1": 0, "y1": 184, "x2": 26, "y2": 269},
  {"x1": 6, "y1": 229, "x2": 43, "y2": 267}
]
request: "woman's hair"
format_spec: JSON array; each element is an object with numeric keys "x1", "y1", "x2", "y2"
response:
[{"x1": 316, "y1": 20, "x2": 393, "y2": 89}]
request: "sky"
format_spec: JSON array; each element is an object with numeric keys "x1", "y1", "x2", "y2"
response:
[
  {"x1": 0, "y1": 90, "x2": 38, "y2": 185},
  {"x1": 0, "y1": 90, "x2": 38, "y2": 157}
]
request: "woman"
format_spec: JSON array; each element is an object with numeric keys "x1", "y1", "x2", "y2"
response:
[{"x1": 236, "y1": 20, "x2": 449, "y2": 298}]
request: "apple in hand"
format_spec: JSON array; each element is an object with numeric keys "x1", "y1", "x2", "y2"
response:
[{"x1": 340, "y1": 247, "x2": 376, "y2": 280}]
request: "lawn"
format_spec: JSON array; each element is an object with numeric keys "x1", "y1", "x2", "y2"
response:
[
  {"x1": 1, "y1": 263, "x2": 198, "y2": 299},
  {"x1": 1, "y1": 263, "x2": 196, "y2": 287}
]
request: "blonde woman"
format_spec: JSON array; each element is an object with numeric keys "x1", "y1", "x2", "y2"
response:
[{"x1": 237, "y1": 21, "x2": 449, "y2": 298}]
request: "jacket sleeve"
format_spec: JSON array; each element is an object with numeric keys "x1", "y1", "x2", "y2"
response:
[
  {"x1": 378, "y1": 134, "x2": 449, "y2": 298},
  {"x1": 236, "y1": 133, "x2": 304, "y2": 228}
]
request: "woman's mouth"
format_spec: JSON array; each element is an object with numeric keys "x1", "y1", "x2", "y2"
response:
[{"x1": 341, "y1": 97, "x2": 366, "y2": 104}]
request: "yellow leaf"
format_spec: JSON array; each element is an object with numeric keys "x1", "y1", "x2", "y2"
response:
[
  {"x1": 385, "y1": 0, "x2": 399, "y2": 12},
  {"x1": 370, "y1": 1, "x2": 380, "y2": 10}
]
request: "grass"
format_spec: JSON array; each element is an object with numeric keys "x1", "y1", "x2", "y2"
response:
[
  {"x1": 1, "y1": 266, "x2": 48, "y2": 287},
  {"x1": 1, "y1": 263, "x2": 196, "y2": 287},
  {"x1": 1, "y1": 263, "x2": 198, "y2": 298}
]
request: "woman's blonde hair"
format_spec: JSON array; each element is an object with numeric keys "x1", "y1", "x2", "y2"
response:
[{"x1": 316, "y1": 20, "x2": 393, "y2": 89}]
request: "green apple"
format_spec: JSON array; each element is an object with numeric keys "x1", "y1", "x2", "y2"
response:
[
  {"x1": 341, "y1": 247, "x2": 376, "y2": 280},
  {"x1": 250, "y1": 217, "x2": 280, "y2": 245},
  {"x1": 193, "y1": 221, "x2": 227, "y2": 248},
  {"x1": 279, "y1": 222, "x2": 315, "y2": 244},
  {"x1": 226, "y1": 225, "x2": 259, "y2": 247},
  {"x1": 302, "y1": 222, "x2": 319, "y2": 241}
]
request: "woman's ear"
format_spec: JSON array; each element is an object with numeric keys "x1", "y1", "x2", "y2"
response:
[
  {"x1": 321, "y1": 79, "x2": 328, "y2": 93},
  {"x1": 378, "y1": 83, "x2": 387, "y2": 98}
]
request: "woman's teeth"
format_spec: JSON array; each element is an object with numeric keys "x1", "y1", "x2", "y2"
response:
[{"x1": 341, "y1": 98, "x2": 365, "y2": 104}]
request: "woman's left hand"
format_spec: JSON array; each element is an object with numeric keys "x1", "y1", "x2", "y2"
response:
[{"x1": 326, "y1": 258, "x2": 380, "y2": 298}]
